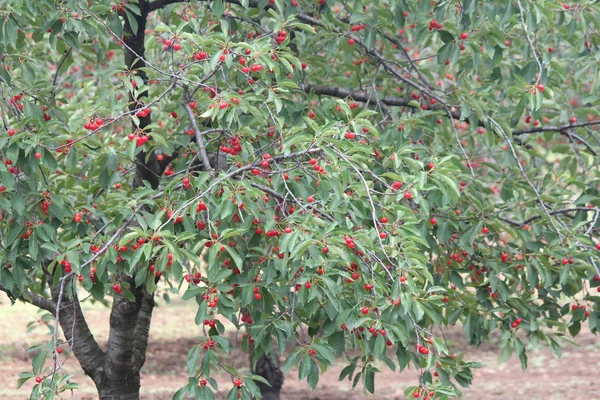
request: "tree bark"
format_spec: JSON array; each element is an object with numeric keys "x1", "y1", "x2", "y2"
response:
[{"x1": 252, "y1": 352, "x2": 284, "y2": 399}]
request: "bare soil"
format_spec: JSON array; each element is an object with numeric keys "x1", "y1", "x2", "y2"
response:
[{"x1": 0, "y1": 293, "x2": 598, "y2": 399}]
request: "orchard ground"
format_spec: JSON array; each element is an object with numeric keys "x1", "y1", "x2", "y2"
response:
[{"x1": 0, "y1": 292, "x2": 597, "y2": 400}]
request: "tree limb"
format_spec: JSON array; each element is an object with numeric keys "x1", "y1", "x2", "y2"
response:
[
  {"x1": 183, "y1": 99, "x2": 213, "y2": 171},
  {"x1": 51, "y1": 276, "x2": 106, "y2": 384},
  {"x1": 0, "y1": 284, "x2": 56, "y2": 314}
]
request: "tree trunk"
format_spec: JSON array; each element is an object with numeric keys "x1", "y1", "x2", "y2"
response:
[
  {"x1": 97, "y1": 379, "x2": 140, "y2": 400},
  {"x1": 254, "y1": 354, "x2": 284, "y2": 400}
]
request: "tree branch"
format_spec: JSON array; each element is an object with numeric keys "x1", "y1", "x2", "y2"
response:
[
  {"x1": 51, "y1": 275, "x2": 105, "y2": 384},
  {"x1": 183, "y1": 99, "x2": 213, "y2": 171},
  {"x1": 0, "y1": 284, "x2": 56, "y2": 314},
  {"x1": 499, "y1": 207, "x2": 600, "y2": 228},
  {"x1": 301, "y1": 84, "x2": 413, "y2": 108}
]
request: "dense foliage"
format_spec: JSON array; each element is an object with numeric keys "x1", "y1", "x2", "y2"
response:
[{"x1": 1, "y1": 0, "x2": 600, "y2": 399}]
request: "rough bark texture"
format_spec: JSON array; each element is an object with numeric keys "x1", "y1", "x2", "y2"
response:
[
  {"x1": 253, "y1": 353, "x2": 284, "y2": 400},
  {"x1": 51, "y1": 277, "x2": 105, "y2": 385}
]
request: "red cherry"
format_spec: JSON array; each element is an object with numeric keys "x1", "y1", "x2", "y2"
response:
[
  {"x1": 379, "y1": 232, "x2": 387, "y2": 239},
  {"x1": 482, "y1": 227, "x2": 489, "y2": 234},
  {"x1": 345, "y1": 131, "x2": 356, "y2": 139},
  {"x1": 305, "y1": 282, "x2": 312, "y2": 289},
  {"x1": 73, "y1": 213, "x2": 81, "y2": 223},
  {"x1": 364, "y1": 283, "x2": 373, "y2": 291},
  {"x1": 430, "y1": 218, "x2": 437, "y2": 225},
  {"x1": 361, "y1": 306, "x2": 369, "y2": 315},
  {"x1": 380, "y1": 217, "x2": 388, "y2": 223},
  {"x1": 35, "y1": 152, "x2": 42, "y2": 159},
  {"x1": 348, "y1": 38, "x2": 355, "y2": 45},
  {"x1": 404, "y1": 192, "x2": 412, "y2": 199},
  {"x1": 35, "y1": 376, "x2": 43, "y2": 383},
  {"x1": 233, "y1": 379, "x2": 243, "y2": 387},
  {"x1": 459, "y1": 32, "x2": 468, "y2": 40},
  {"x1": 7, "y1": 129, "x2": 15, "y2": 136}
]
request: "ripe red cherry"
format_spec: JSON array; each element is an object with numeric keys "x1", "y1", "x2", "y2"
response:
[
  {"x1": 430, "y1": 218, "x2": 437, "y2": 225},
  {"x1": 233, "y1": 379, "x2": 243, "y2": 387},
  {"x1": 537, "y1": 84, "x2": 545, "y2": 92},
  {"x1": 307, "y1": 196, "x2": 314, "y2": 203},
  {"x1": 35, "y1": 152, "x2": 42, "y2": 159},
  {"x1": 305, "y1": 281, "x2": 312, "y2": 289},
  {"x1": 74, "y1": 213, "x2": 82, "y2": 223},
  {"x1": 570, "y1": 116, "x2": 577, "y2": 124},
  {"x1": 345, "y1": 131, "x2": 356, "y2": 139},
  {"x1": 309, "y1": 158, "x2": 317, "y2": 165},
  {"x1": 459, "y1": 32, "x2": 468, "y2": 40},
  {"x1": 8, "y1": 129, "x2": 16, "y2": 136},
  {"x1": 392, "y1": 181, "x2": 403, "y2": 190},
  {"x1": 308, "y1": 349, "x2": 316, "y2": 356},
  {"x1": 379, "y1": 232, "x2": 387, "y2": 239},
  {"x1": 364, "y1": 283, "x2": 373, "y2": 291},
  {"x1": 348, "y1": 38, "x2": 355, "y2": 45},
  {"x1": 35, "y1": 376, "x2": 43, "y2": 383},
  {"x1": 361, "y1": 306, "x2": 369, "y2": 315},
  {"x1": 548, "y1": 47, "x2": 554, "y2": 53},
  {"x1": 380, "y1": 217, "x2": 388, "y2": 223},
  {"x1": 404, "y1": 192, "x2": 412, "y2": 199},
  {"x1": 284, "y1": 227, "x2": 293, "y2": 234},
  {"x1": 254, "y1": 293, "x2": 262, "y2": 300}
]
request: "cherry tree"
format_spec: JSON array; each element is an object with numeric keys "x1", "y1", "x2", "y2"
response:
[{"x1": 1, "y1": 0, "x2": 599, "y2": 399}]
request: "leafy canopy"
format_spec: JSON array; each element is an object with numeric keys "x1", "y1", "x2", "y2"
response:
[{"x1": 1, "y1": 0, "x2": 600, "y2": 399}]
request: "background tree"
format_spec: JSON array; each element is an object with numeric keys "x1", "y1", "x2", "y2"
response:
[{"x1": 1, "y1": 0, "x2": 599, "y2": 399}]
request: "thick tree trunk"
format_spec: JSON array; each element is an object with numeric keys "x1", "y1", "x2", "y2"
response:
[
  {"x1": 97, "y1": 381, "x2": 140, "y2": 400},
  {"x1": 253, "y1": 353, "x2": 284, "y2": 400}
]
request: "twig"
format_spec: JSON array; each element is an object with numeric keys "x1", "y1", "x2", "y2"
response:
[
  {"x1": 490, "y1": 118, "x2": 565, "y2": 240},
  {"x1": 516, "y1": 0, "x2": 543, "y2": 86},
  {"x1": 182, "y1": 97, "x2": 213, "y2": 172}
]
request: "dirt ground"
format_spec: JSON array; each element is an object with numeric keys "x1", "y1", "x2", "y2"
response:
[{"x1": 0, "y1": 293, "x2": 598, "y2": 399}]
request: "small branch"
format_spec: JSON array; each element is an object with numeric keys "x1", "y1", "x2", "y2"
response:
[
  {"x1": 516, "y1": 0, "x2": 543, "y2": 86},
  {"x1": 158, "y1": 147, "x2": 323, "y2": 230},
  {"x1": 490, "y1": 117, "x2": 565, "y2": 239},
  {"x1": 513, "y1": 119, "x2": 600, "y2": 137},
  {"x1": 499, "y1": 207, "x2": 600, "y2": 228},
  {"x1": 51, "y1": 47, "x2": 72, "y2": 103},
  {"x1": 182, "y1": 99, "x2": 213, "y2": 171},
  {"x1": 249, "y1": 182, "x2": 335, "y2": 223}
]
